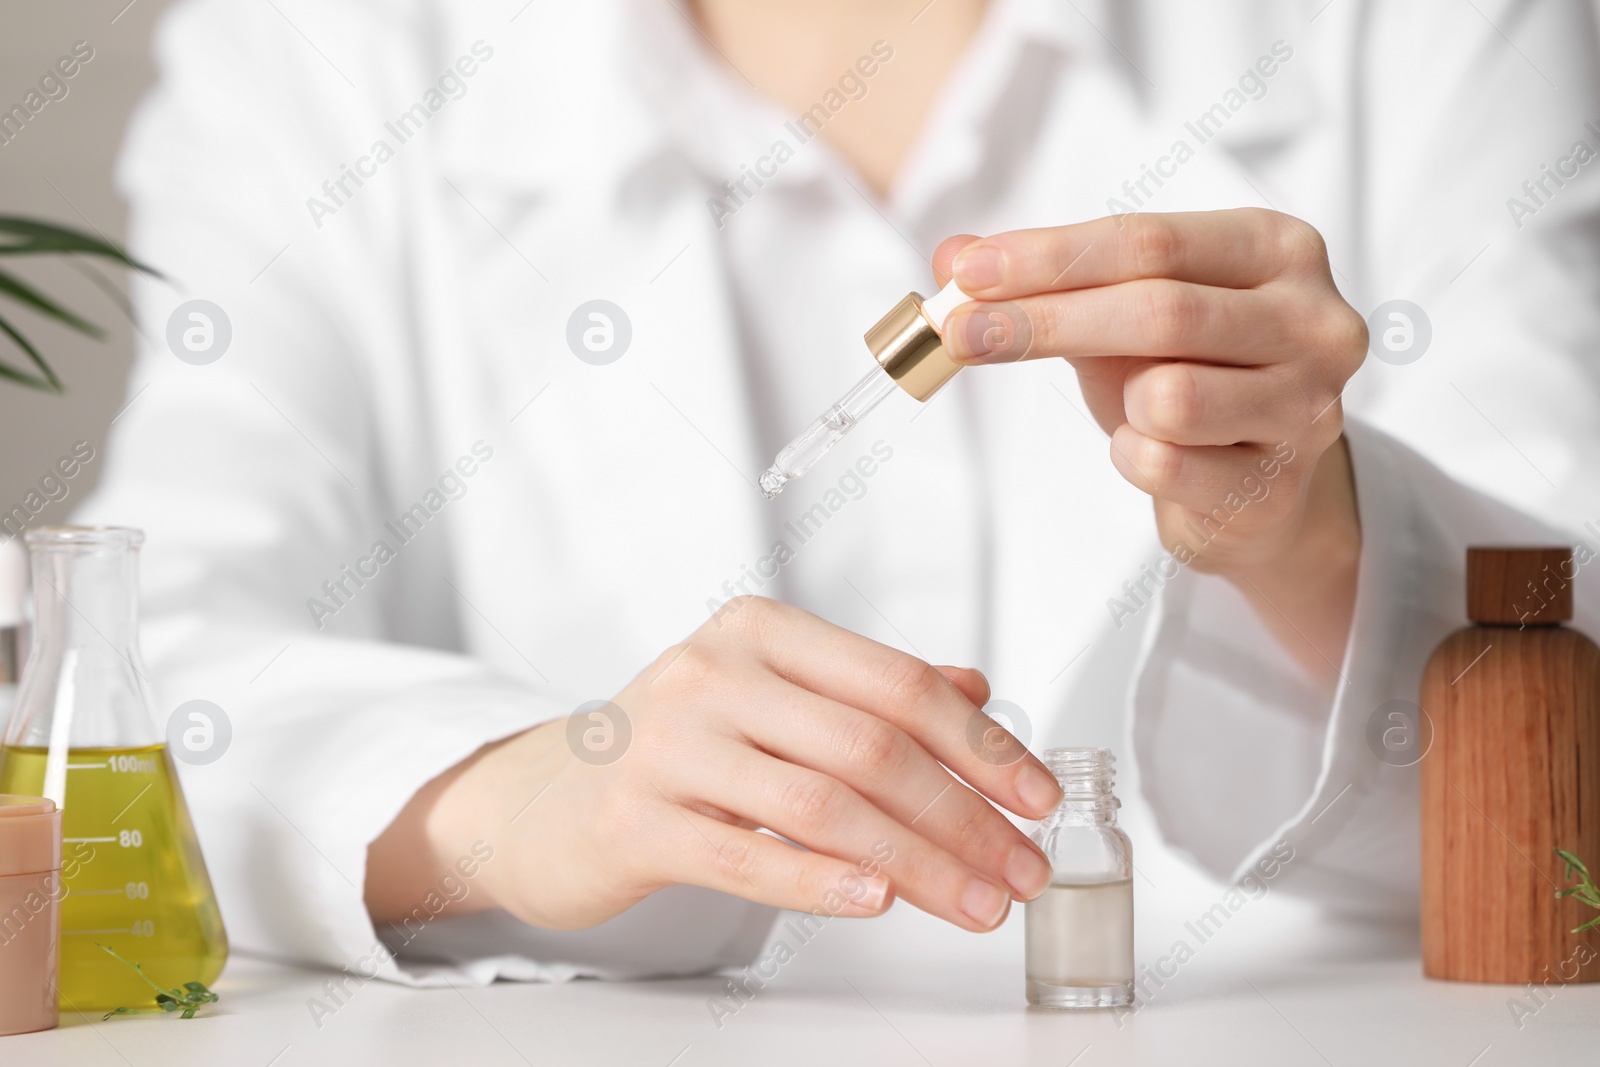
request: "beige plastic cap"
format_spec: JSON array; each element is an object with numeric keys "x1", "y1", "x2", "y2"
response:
[{"x1": 0, "y1": 796, "x2": 62, "y2": 878}]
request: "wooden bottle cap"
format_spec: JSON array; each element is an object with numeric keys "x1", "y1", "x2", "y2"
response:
[{"x1": 1466, "y1": 546, "x2": 1573, "y2": 624}]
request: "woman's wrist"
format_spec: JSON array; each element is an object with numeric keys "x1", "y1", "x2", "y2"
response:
[
  {"x1": 364, "y1": 720, "x2": 566, "y2": 924},
  {"x1": 1221, "y1": 436, "x2": 1362, "y2": 692}
]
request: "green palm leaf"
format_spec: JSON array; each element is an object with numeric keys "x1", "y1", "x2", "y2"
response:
[
  {"x1": 0, "y1": 216, "x2": 160, "y2": 275},
  {"x1": 0, "y1": 265, "x2": 104, "y2": 337},
  {"x1": 0, "y1": 216, "x2": 160, "y2": 393},
  {"x1": 0, "y1": 315, "x2": 63, "y2": 391}
]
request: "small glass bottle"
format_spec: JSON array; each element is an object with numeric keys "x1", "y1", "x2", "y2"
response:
[
  {"x1": 0, "y1": 526, "x2": 227, "y2": 1010},
  {"x1": 1025, "y1": 747, "x2": 1134, "y2": 1009}
]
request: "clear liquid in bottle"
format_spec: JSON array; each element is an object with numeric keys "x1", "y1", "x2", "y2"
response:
[{"x1": 1025, "y1": 878, "x2": 1134, "y2": 1006}]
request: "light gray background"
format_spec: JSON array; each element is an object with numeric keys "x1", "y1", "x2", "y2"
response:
[{"x1": 1, "y1": 1, "x2": 176, "y2": 517}]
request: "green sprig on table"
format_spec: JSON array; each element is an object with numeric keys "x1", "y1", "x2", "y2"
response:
[
  {"x1": 1555, "y1": 850, "x2": 1600, "y2": 934},
  {"x1": 95, "y1": 944, "x2": 219, "y2": 1020}
]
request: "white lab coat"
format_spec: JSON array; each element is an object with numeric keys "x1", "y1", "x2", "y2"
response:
[{"x1": 76, "y1": 0, "x2": 1600, "y2": 985}]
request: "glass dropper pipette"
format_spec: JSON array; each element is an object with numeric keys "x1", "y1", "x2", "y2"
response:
[{"x1": 760, "y1": 278, "x2": 972, "y2": 499}]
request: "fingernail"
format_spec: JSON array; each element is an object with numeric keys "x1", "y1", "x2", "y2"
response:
[
  {"x1": 1004, "y1": 845, "x2": 1053, "y2": 901},
  {"x1": 943, "y1": 310, "x2": 987, "y2": 362},
  {"x1": 961, "y1": 879, "x2": 1010, "y2": 929},
  {"x1": 1018, "y1": 764, "x2": 1063, "y2": 817},
  {"x1": 855, "y1": 876, "x2": 891, "y2": 912},
  {"x1": 954, "y1": 244, "x2": 1002, "y2": 292}
]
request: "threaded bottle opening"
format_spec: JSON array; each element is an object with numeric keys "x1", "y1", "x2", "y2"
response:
[{"x1": 1042, "y1": 747, "x2": 1117, "y2": 812}]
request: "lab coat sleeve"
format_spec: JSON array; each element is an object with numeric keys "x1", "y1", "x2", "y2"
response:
[
  {"x1": 72, "y1": 0, "x2": 773, "y2": 985},
  {"x1": 1132, "y1": 421, "x2": 1600, "y2": 916},
  {"x1": 1130, "y1": 0, "x2": 1600, "y2": 915}
]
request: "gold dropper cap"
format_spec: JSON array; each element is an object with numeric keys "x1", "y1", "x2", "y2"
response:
[{"x1": 864, "y1": 292, "x2": 962, "y2": 403}]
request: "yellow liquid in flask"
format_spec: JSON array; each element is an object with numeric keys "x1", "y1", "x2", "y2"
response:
[{"x1": 0, "y1": 744, "x2": 228, "y2": 1011}]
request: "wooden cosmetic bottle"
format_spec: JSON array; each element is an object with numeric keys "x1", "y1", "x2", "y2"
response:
[{"x1": 1421, "y1": 546, "x2": 1600, "y2": 982}]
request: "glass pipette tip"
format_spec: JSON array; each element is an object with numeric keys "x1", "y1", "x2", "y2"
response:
[{"x1": 759, "y1": 365, "x2": 899, "y2": 499}]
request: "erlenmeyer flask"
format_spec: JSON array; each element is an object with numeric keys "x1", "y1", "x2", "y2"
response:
[{"x1": 0, "y1": 526, "x2": 227, "y2": 1011}]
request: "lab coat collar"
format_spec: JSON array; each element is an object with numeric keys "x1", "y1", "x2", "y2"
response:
[
  {"x1": 448, "y1": 0, "x2": 1106, "y2": 216},
  {"x1": 611, "y1": 0, "x2": 1102, "y2": 218},
  {"x1": 890, "y1": 0, "x2": 1093, "y2": 224},
  {"x1": 618, "y1": 0, "x2": 834, "y2": 197},
  {"x1": 1008, "y1": 0, "x2": 1103, "y2": 52},
  {"x1": 439, "y1": 2, "x2": 680, "y2": 209}
]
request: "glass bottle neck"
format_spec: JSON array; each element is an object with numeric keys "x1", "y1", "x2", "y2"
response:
[
  {"x1": 1040, "y1": 747, "x2": 1120, "y2": 826},
  {"x1": 1045, "y1": 803, "x2": 1120, "y2": 826},
  {"x1": 31, "y1": 546, "x2": 142, "y2": 654},
  {"x1": 4, "y1": 527, "x2": 156, "y2": 751}
]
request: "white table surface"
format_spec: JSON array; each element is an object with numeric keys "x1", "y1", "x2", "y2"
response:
[{"x1": 7, "y1": 892, "x2": 1598, "y2": 1067}]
